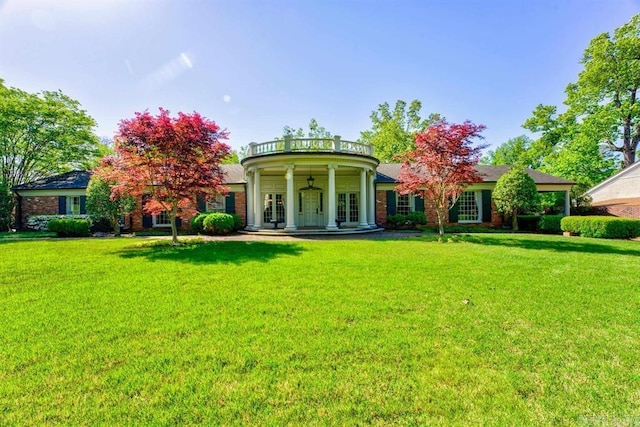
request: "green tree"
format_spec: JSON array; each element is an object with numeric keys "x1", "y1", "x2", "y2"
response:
[
  {"x1": 0, "y1": 179, "x2": 13, "y2": 231},
  {"x1": 85, "y1": 174, "x2": 135, "y2": 236},
  {"x1": 0, "y1": 81, "x2": 102, "y2": 188},
  {"x1": 222, "y1": 150, "x2": 240, "y2": 164},
  {"x1": 280, "y1": 118, "x2": 332, "y2": 139},
  {"x1": 481, "y1": 135, "x2": 536, "y2": 167},
  {"x1": 360, "y1": 100, "x2": 440, "y2": 162},
  {"x1": 493, "y1": 167, "x2": 540, "y2": 231}
]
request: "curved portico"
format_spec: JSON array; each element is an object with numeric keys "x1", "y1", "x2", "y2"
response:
[{"x1": 240, "y1": 136, "x2": 379, "y2": 232}]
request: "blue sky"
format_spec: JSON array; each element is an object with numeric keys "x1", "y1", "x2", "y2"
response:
[{"x1": 1, "y1": 0, "x2": 639, "y2": 153}]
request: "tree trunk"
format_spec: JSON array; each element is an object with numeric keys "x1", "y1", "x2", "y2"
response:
[
  {"x1": 111, "y1": 215, "x2": 120, "y2": 237},
  {"x1": 512, "y1": 209, "x2": 519, "y2": 231},
  {"x1": 623, "y1": 144, "x2": 635, "y2": 169},
  {"x1": 436, "y1": 208, "x2": 445, "y2": 236},
  {"x1": 170, "y1": 209, "x2": 178, "y2": 246}
]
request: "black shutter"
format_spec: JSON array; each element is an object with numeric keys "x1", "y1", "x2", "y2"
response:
[
  {"x1": 225, "y1": 192, "x2": 236, "y2": 214},
  {"x1": 142, "y1": 195, "x2": 152, "y2": 227},
  {"x1": 58, "y1": 196, "x2": 67, "y2": 214},
  {"x1": 80, "y1": 196, "x2": 87, "y2": 214},
  {"x1": 176, "y1": 217, "x2": 182, "y2": 227},
  {"x1": 482, "y1": 190, "x2": 492, "y2": 222},
  {"x1": 449, "y1": 200, "x2": 459, "y2": 223},
  {"x1": 196, "y1": 194, "x2": 206, "y2": 212},
  {"x1": 386, "y1": 191, "x2": 396, "y2": 215},
  {"x1": 414, "y1": 196, "x2": 425, "y2": 212}
]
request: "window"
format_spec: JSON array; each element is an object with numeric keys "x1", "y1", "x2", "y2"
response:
[
  {"x1": 153, "y1": 211, "x2": 171, "y2": 227},
  {"x1": 397, "y1": 194, "x2": 412, "y2": 216},
  {"x1": 458, "y1": 191, "x2": 481, "y2": 223},
  {"x1": 67, "y1": 196, "x2": 81, "y2": 215},
  {"x1": 263, "y1": 193, "x2": 285, "y2": 223},
  {"x1": 206, "y1": 195, "x2": 226, "y2": 213},
  {"x1": 337, "y1": 192, "x2": 359, "y2": 223}
]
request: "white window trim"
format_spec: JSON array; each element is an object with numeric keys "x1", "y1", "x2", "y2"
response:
[
  {"x1": 457, "y1": 191, "x2": 482, "y2": 223},
  {"x1": 67, "y1": 196, "x2": 81, "y2": 215},
  {"x1": 397, "y1": 194, "x2": 415, "y2": 216},
  {"x1": 152, "y1": 211, "x2": 171, "y2": 227},
  {"x1": 206, "y1": 194, "x2": 226, "y2": 213}
]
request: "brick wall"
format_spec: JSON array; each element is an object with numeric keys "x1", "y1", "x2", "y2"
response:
[
  {"x1": 235, "y1": 191, "x2": 247, "y2": 225},
  {"x1": 375, "y1": 190, "x2": 387, "y2": 225},
  {"x1": 599, "y1": 204, "x2": 640, "y2": 220},
  {"x1": 20, "y1": 196, "x2": 58, "y2": 227}
]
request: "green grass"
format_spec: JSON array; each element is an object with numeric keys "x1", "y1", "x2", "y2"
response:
[
  {"x1": 0, "y1": 231, "x2": 56, "y2": 239},
  {"x1": 1, "y1": 234, "x2": 639, "y2": 424}
]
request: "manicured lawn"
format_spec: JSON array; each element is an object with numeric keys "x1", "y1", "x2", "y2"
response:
[{"x1": 1, "y1": 234, "x2": 639, "y2": 424}]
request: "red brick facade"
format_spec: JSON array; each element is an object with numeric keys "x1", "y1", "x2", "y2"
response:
[
  {"x1": 597, "y1": 204, "x2": 640, "y2": 220},
  {"x1": 19, "y1": 196, "x2": 58, "y2": 227}
]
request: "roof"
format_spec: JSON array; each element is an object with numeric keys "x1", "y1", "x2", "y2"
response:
[
  {"x1": 221, "y1": 164, "x2": 245, "y2": 183},
  {"x1": 12, "y1": 170, "x2": 92, "y2": 191},
  {"x1": 592, "y1": 197, "x2": 640, "y2": 207},
  {"x1": 586, "y1": 161, "x2": 640, "y2": 197},
  {"x1": 376, "y1": 163, "x2": 574, "y2": 185}
]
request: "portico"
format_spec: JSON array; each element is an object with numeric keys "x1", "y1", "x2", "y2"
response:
[{"x1": 240, "y1": 136, "x2": 380, "y2": 232}]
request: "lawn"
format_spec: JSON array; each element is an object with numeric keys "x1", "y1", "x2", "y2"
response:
[{"x1": 1, "y1": 234, "x2": 639, "y2": 425}]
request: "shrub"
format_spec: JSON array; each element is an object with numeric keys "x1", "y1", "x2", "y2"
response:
[
  {"x1": 386, "y1": 214, "x2": 407, "y2": 229},
  {"x1": 47, "y1": 218, "x2": 91, "y2": 237},
  {"x1": 561, "y1": 216, "x2": 640, "y2": 239},
  {"x1": 190, "y1": 213, "x2": 208, "y2": 233},
  {"x1": 406, "y1": 211, "x2": 427, "y2": 226},
  {"x1": 202, "y1": 213, "x2": 235, "y2": 235},
  {"x1": 28, "y1": 215, "x2": 90, "y2": 231},
  {"x1": 538, "y1": 215, "x2": 564, "y2": 233},
  {"x1": 517, "y1": 215, "x2": 540, "y2": 232},
  {"x1": 231, "y1": 214, "x2": 244, "y2": 231}
]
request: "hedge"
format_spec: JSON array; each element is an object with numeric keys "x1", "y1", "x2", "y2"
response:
[
  {"x1": 202, "y1": 213, "x2": 235, "y2": 235},
  {"x1": 538, "y1": 215, "x2": 564, "y2": 233},
  {"x1": 561, "y1": 216, "x2": 640, "y2": 239},
  {"x1": 47, "y1": 218, "x2": 91, "y2": 237}
]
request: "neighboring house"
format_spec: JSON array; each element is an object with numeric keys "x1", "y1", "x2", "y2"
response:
[
  {"x1": 12, "y1": 170, "x2": 91, "y2": 229},
  {"x1": 586, "y1": 161, "x2": 640, "y2": 219},
  {"x1": 13, "y1": 137, "x2": 575, "y2": 232}
]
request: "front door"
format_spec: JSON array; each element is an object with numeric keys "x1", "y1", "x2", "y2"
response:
[{"x1": 303, "y1": 191, "x2": 319, "y2": 227}]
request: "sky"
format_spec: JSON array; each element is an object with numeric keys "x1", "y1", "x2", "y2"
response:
[{"x1": 1, "y1": 0, "x2": 639, "y2": 153}]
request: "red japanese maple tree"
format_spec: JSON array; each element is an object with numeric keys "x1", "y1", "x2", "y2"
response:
[
  {"x1": 396, "y1": 120, "x2": 486, "y2": 236},
  {"x1": 106, "y1": 108, "x2": 230, "y2": 244}
]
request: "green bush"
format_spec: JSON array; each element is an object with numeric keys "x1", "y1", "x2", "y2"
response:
[
  {"x1": 517, "y1": 215, "x2": 540, "y2": 232},
  {"x1": 561, "y1": 216, "x2": 640, "y2": 239},
  {"x1": 202, "y1": 213, "x2": 235, "y2": 235},
  {"x1": 386, "y1": 214, "x2": 407, "y2": 228},
  {"x1": 231, "y1": 214, "x2": 243, "y2": 231},
  {"x1": 190, "y1": 213, "x2": 208, "y2": 233},
  {"x1": 406, "y1": 211, "x2": 427, "y2": 225},
  {"x1": 538, "y1": 215, "x2": 564, "y2": 233},
  {"x1": 47, "y1": 218, "x2": 91, "y2": 237}
]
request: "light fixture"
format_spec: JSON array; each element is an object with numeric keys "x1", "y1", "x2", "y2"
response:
[{"x1": 307, "y1": 174, "x2": 315, "y2": 188}]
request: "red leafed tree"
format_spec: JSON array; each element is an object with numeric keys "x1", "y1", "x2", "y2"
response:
[
  {"x1": 107, "y1": 108, "x2": 230, "y2": 245},
  {"x1": 396, "y1": 120, "x2": 487, "y2": 236}
]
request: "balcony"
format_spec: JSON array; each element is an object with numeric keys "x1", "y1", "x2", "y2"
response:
[{"x1": 245, "y1": 135, "x2": 374, "y2": 158}]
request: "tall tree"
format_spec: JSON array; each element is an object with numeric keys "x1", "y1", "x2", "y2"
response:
[
  {"x1": 86, "y1": 159, "x2": 136, "y2": 236},
  {"x1": 396, "y1": 120, "x2": 486, "y2": 236},
  {"x1": 0, "y1": 82, "x2": 102, "y2": 188},
  {"x1": 360, "y1": 100, "x2": 440, "y2": 162},
  {"x1": 492, "y1": 167, "x2": 540, "y2": 231},
  {"x1": 107, "y1": 109, "x2": 231, "y2": 245},
  {"x1": 280, "y1": 118, "x2": 332, "y2": 139},
  {"x1": 480, "y1": 135, "x2": 537, "y2": 167},
  {"x1": 0, "y1": 179, "x2": 13, "y2": 231}
]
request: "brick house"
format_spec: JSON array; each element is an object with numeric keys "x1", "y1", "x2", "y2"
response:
[
  {"x1": 13, "y1": 137, "x2": 574, "y2": 232},
  {"x1": 586, "y1": 161, "x2": 640, "y2": 220}
]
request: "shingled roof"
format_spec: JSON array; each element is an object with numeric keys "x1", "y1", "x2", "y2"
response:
[
  {"x1": 13, "y1": 170, "x2": 92, "y2": 191},
  {"x1": 375, "y1": 163, "x2": 574, "y2": 185}
]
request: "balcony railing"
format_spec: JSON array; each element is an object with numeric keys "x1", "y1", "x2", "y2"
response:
[{"x1": 245, "y1": 136, "x2": 374, "y2": 158}]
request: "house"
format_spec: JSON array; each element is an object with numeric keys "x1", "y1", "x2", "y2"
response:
[
  {"x1": 586, "y1": 161, "x2": 640, "y2": 219},
  {"x1": 13, "y1": 137, "x2": 575, "y2": 232}
]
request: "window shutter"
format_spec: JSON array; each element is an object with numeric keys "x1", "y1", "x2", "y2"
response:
[
  {"x1": 449, "y1": 200, "x2": 459, "y2": 223},
  {"x1": 176, "y1": 216, "x2": 182, "y2": 227},
  {"x1": 414, "y1": 196, "x2": 424, "y2": 212},
  {"x1": 225, "y1": 192, "x2": 236, "y2": 214},
  {"x1": 196, "y1": 194, "x2": 206, "y2": 212},
  {"x1": 142, "y1": 195, "x2": 152, "y2": 227},
  {"x1": 482, "y1": 190, "x2": 492, "y2": 222},
  {"x1": 386, "y1": 191, "x2": 396, "y2": 215},
  {"x1": 58, "y1": 196, "x2": 67, "y2": 214},
  {"x1": 80, "y1": 196, "x2": 87, "y2": 214}
]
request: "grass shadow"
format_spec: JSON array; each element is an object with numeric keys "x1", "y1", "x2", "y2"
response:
[
  {"x1": 116, "y1": 239, "x2": 306, "y2": 265},
  {"x1": 411, "y1": 233, "x2": 640, "y2": 256}
]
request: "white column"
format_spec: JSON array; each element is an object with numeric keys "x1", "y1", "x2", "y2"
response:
[
  {"x1": 326, "y1": 165, "x2": 338, "y2": 230},
  {"x1": 284, "y1": 165, "x2": 297, "y2": 231},
  {"x1": 368, "y1": 171, "x2": 376, "y2": 228},
  {"x1": 359, "y1": 168, "x2": 368, "y2": 228},
  {"x1": 565, "y1": 189, "x2": 571, "y2": 216},
  {"x1": 253, "y1": 168, "x2": 262, "y2": 229},
  {"x1": 246, "y1": 170, "x2": 254, "y2": 229}
]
